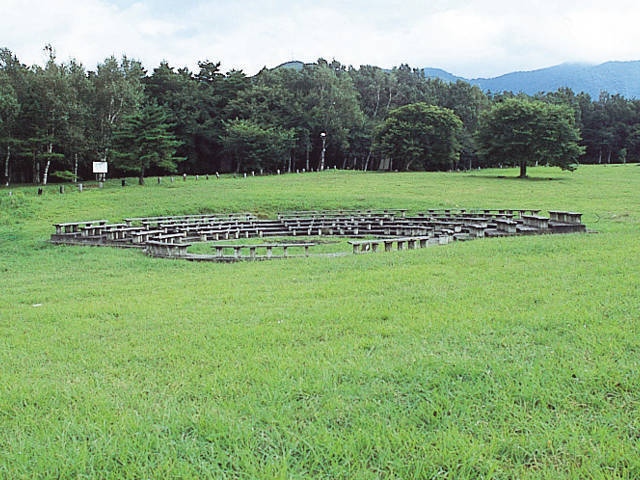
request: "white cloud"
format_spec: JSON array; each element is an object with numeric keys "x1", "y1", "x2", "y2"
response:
[{"x1": 2, "y1": 0, "x2": 640, "y2": 77}]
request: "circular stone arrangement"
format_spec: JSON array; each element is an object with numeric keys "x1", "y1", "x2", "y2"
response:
[{"x1": 51, "y1": 208, "x2": 587, "y2": 261}]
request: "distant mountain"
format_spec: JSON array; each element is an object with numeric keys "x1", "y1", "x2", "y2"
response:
[
  {"x1": 275, "y1": 60, "x2": 640, "y2": 99},
  {"x1": 421, "y1": 67, "x2": 465, "y2": 83},
  {"x1": 274, "y1": 60, "x2": 306, "y2": 71},
  {"x1": 422, "y1": 61, "x2": 640, "y2": 99}
]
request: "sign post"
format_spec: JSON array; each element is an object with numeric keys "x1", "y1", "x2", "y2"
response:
[{"x1": 93, "y1": 162, "x2": 108, "y2": 186}]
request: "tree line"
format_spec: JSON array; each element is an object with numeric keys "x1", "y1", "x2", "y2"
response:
[{"x1": 1, "y1": 46, "x2": 639, "y2": 185}]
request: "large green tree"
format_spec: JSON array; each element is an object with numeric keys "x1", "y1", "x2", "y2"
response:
[
  {"x1": 29, "y1": 45, "x2": 70, "y2": 185},
  {"x1": 476, "y1": 98, "x2": 584, "y2": 177},
  {"x1": 375, "y1": 102, "x2": 463, "y2": 171},
  {"x1": 112, "y1": 101, "x2": 183, "y2": 184},
  {"x1": 190, "y1": 61, "x2": 250, "y2": 173},
  {"x1": 348, "y1": 65, "x2": 402, "y2": 170},
  {"x1": 300, "y1": 59, "x2": 364, "y2": 170},
  {"x1": 62, "y1": 59, "x2": 94, "y2": 182},
  {"x1": 224, "y1": 67, "x2": 304, "y2": 172},
  {"x1": 221, "y1": 118, "x2": 294, "y2": 173},
  {"x1": 145, "y1": 62, "x2": 201, "y2": 171},
  {"x1": 90, "y1": 55, "x2": 146, "y2": 166}
]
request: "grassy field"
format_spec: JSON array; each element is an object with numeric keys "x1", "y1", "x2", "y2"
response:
[{"x1": 1, "y1": 165, "x2": 639, "y2": 479}]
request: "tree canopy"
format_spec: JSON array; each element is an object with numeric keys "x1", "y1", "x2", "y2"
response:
[
  {"x1": 375, "y1": 103, "x2": 463, "y2": 171},
  {"x1": 221, "y1": 119, "x2": 294, "y2": 173},
  {"x1": 3, "y1": 46, "x2": 640, "y2": 184},
  {"x1": 111, "y1": 101, "x2": 183, "y2": 184},
  {"x1": 476, "y1": 98, "x2": 585, "y2": 177}
]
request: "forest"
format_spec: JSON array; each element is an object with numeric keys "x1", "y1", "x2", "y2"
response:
[{"x1": 1, "y1": 46, "x2": 640, "y2": 185}]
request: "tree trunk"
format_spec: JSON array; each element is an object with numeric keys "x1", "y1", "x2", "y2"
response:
[
  {"x1": 519, "y1": 160, "x2": 527, "y2": 178},
  {"x1": 363, "y1": 150, "x2": 371, "y2": 172},
  {"x1": 372, "y1": 86, "x2": 381, "y2": 119},
  {"x1": 42, "y1": 160, "x2": 51, "y2": 185},
  {"x1": 4, "y1": 145, "x2": 10, "y2": 186},
  {"x1": 42, "y1": 142, "x2": 54, "y2": 186},
  {"x1": 139, "y1": 165, "x2": 145, "y2": 185},
  {"x1": 405, "y1": 160, "x2": 412, "y2": 171},
  {"x1": 74, "y1": 153, "x2": 78, "y2": 183},
  {"x1": 34, "y1": 151, "x2": 40, "y2": 185}
]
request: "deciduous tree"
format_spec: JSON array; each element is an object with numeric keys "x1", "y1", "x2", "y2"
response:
[
  {"x1": 221, "y1": 118, "x2": 294, "y2": 173},
  {"x1": 476, "y1": 98, "x2": 584, "y2": 177},
  {"x1": 90, "y1": 55, "x2": 145, "y2": 166},
  {"x1": 300, "y1": 60, "x2": 364, "y2": 170},
  {"x1": 375, "y1": 102, "x2": 463, "y2": 171}
]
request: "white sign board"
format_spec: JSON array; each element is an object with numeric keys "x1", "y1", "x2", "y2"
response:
[{"x1": 93, "y1": 162, "x2": 108, "y2": 174}]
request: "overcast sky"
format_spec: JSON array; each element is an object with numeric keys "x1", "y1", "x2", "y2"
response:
[{"x1": 3, "y1": 0, "x2": 640, "y2": 78}]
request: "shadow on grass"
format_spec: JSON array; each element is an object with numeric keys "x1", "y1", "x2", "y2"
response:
[{"x1": 466, "y1": 174, "x2": 566, "y2": 181}]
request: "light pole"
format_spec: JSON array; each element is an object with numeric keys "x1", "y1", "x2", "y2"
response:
[{"x1": 320, "y1": 132, "x2": 327, "y2": 171}]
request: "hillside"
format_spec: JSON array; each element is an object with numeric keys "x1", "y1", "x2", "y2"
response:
[
  {"x1": 424, "y1": 61, "x2": 640, "y2": 98},
  {"x1": 2, "y1": 166, "x2": 639, "y2": 478}
]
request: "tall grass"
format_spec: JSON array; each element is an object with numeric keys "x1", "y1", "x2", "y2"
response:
[{"x1": 1, "y1": 165, "x2": 639, "y2": 478}]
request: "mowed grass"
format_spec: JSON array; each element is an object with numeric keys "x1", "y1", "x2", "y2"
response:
[{"x1": 0, "y1": 165, "x2": 639, "y2": 479}]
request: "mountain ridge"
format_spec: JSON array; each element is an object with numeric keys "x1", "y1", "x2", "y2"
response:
[
  {"x1": 274, "y1": 59, "x2": 640, "y2": 98},
  {"x1": 423, "y1": 61, "x2": 640, "y2": 99}
]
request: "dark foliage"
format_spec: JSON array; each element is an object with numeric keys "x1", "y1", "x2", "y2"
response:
[{"x1": 1, "y1": 47, "x2": 640, "y2": 184}]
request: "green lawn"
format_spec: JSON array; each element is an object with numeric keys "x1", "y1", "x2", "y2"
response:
[{"x1": 1, "y1": 165, "x2": 639, "y2": 479}]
